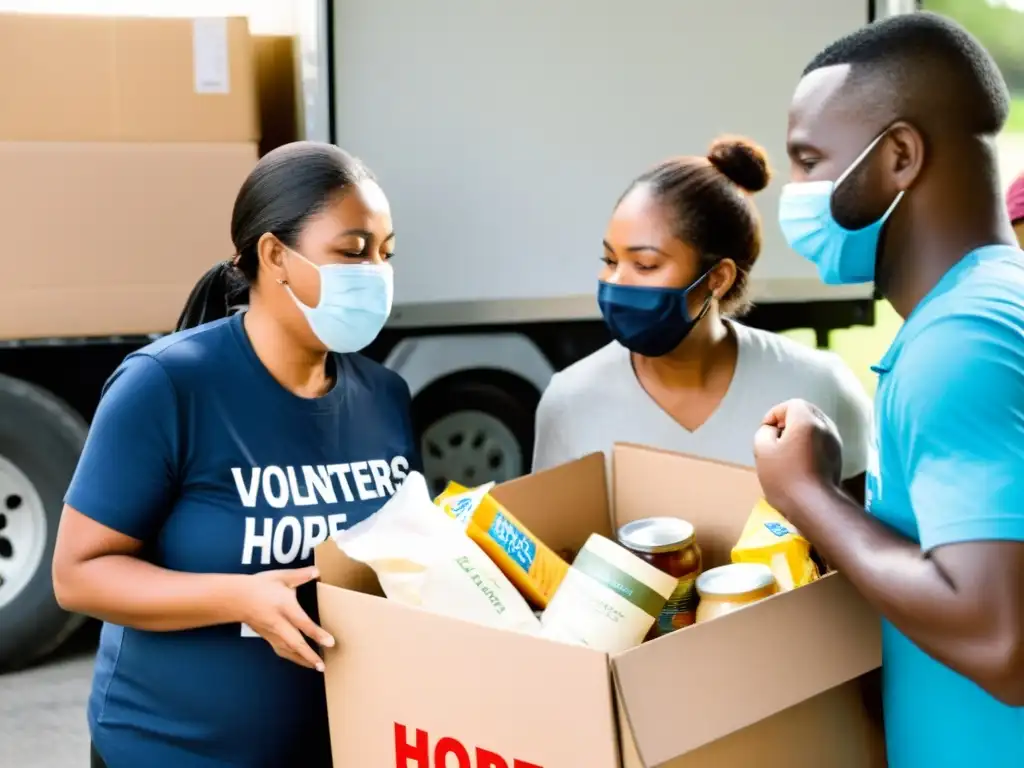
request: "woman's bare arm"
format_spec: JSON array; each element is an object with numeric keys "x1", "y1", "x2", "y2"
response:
[{"x1": 52, "y1": 505, "x2": 247, "y2": 632}]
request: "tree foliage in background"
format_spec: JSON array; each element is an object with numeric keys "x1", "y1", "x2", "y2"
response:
[{"x1": 924, "y1": 0, "x2": 1024, "y2": 92}]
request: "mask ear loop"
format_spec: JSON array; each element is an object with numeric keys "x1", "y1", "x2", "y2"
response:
[
  {"x1": 834, "y1": 129, "x2": 890, "y2": 191},
  {"x1": 279, "y1": 245, "x2": 322, "y2": 310},
  {"x1": 683, "y1": 264, "x2": 718, "y2": 323},
  {"x1": 831, "y1": 128, "x2": 906, "y2": 224},
  {"x1": 831, "y1": 126, "x2": 905, "y2": 227}
]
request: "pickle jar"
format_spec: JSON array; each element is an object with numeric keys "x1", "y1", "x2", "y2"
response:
[{"x1": 617, "y1": 517, "x2": 702, "y2": 638}]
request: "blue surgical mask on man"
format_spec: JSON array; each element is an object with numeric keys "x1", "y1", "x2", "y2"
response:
[
  {"x1": 285, "y1": 249, "x2": 393, "y2": 353},
  {"x1": 778, "y1": 131, "x2": 905, "y2": 285},
  {"x1": 597, "y1": 269, "x2": 713, "y2": 357}
]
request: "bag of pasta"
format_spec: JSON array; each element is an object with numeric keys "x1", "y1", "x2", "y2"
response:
[{"x1": 332, "y1": 472, "x2": 541, "y2": 635}]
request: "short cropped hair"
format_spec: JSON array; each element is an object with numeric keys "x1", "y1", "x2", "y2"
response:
[{"x1": 803, "y1": 12, "x2": 1010, "y2": 136}]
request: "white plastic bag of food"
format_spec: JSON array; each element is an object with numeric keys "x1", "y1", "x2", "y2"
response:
[{"x1": 332, "y1": 472, "x2": 541, "y2": 635}]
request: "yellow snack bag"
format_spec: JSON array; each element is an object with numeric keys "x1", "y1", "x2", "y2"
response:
[
  {"x1": 730, "y1": 499, "x2": 820, "y2": 591},
  {"x1": 435, "y1": 481, "x2": 570, "y2": 609}
]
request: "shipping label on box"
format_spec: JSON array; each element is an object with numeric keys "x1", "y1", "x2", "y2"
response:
[{"x1": 192, "y1": 17, "x2": 231, "y2": 94}]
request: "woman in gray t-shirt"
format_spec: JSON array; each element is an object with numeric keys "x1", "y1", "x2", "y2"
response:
[{"x1": 532, "y1": 136, "x2": 872, "y2": 501}]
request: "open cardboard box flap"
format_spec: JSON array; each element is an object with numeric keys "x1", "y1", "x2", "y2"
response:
[
  {"x1": 607, "y1": 445, "x2": 883, "y2": 764},
  {"x1": 316, "y1": 580, "x2": 621, "y2": 767},
  {"x1": 489, "y1": 451, "x2": 614, "y2": 546},
  {"x1": 315, "y1": 451, "x2": 612, "y2": 597},
  {"x1": 314, "y1": 452, "x2": 623, "y2": 766},
  {"x1": 610, "y1": 574, "x2": 881, "y2": 765},
  {"x1": 315, "y1": 444, "x2": 883, "y2": 767}
]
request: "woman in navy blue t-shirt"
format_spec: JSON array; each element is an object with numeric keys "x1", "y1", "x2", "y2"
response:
[{"x1": 52, "y1": 143, "x2": 421, "y2": 768}]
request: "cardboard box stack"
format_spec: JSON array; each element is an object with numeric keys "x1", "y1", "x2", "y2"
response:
[
  {"x1": 0, "y1": 13, "x2": 261, "y2": 340},
  {"x1": 316, "y1": 445, "x2": 887, "y2": 768}
]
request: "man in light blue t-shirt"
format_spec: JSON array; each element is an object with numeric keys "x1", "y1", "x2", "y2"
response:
[{"x1": 753, "y1": 13, "x2": 1023, "y2": 768}]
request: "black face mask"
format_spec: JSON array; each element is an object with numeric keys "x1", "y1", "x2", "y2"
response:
[{"x1": 596, "y1": 270, "x2": 713, "y2": 357}]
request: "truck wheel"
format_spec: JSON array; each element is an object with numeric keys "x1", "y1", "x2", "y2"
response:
[
  {"x1": 412, "y1": 371, "x2": 541, "y2": 497},
  {"x1": 0, "y1": 374, "x2": 88, "y2": 670}
]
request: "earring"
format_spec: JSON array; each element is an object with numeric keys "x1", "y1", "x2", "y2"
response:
[{"x1": 276, "y1": 278, "x2": 287, "y2": 285}]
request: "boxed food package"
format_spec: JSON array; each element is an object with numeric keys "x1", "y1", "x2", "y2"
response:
[
  {"x1": 316, "y1": 445, "x2": 885, "y2": 767},
  {"x1": 0, "y1": 141, "x2": 257, "y2": 340},
  {"x1": 435, "y1": 480, "x2": 570, "y2": 609},
  {"x1": 0, "y1": 13, "x2": 257, "y2": 142}
]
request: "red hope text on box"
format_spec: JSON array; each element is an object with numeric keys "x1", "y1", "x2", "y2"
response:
[{"x1": 395, "y1": 723, "x2": 543, "y2": 768}]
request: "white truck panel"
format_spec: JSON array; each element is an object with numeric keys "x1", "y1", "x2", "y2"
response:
[
  {"x1": 384, "y1": 334, "x2": 554, "y2": 399},
  {"x1": 332, "y1": 0, "x2": 874, "y2": 327}
]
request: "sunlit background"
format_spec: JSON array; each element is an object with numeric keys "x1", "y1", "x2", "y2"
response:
[
  {"x1": 0, "y1": 0, "x2": 1021, "y2": 392},
  {"x1": 783, "y1": 0, "x2": 1024, "y2": 391}
]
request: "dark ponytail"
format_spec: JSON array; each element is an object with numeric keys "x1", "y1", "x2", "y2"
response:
[
  {"x1": 174, "y1": 141, "x2": 374, "y2": 332},
  {"x1": 174, "y1": 260, "x2": 249, "y2": 332}
]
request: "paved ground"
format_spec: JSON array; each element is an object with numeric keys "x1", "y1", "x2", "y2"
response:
[{"x1": 0, "y1": 625, "x2": 97, "y2": 767}]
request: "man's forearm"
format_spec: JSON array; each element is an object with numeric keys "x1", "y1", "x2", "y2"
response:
[{"x1": 786, "y1": 482, "x2": 999, "y2": 684}]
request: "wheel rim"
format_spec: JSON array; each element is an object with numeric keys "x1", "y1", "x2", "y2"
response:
[
  {"x1": 0, "y1": 454, "x2": 48, "y2": 611},
  {"x1": 421, "y1": 410, "x2": 524, "y2": 496}
]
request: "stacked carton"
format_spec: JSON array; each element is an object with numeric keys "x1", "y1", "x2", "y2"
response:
[
  {"x1": 316, "y1": 445, "x2": 888, "y2": 767},
  {"x1": 0, "y1": 14, "x2": 262, "y2": 340}
]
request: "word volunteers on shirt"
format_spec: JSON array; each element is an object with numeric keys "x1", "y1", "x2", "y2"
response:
[
  {"x1": 65, "y1": 313, "x2": 421, "y2": 768},
  {"x1": 234, "y1": 457, "x2": 410, "y2": 566}
]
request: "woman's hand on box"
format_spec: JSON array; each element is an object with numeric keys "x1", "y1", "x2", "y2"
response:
[{"x1": 237, "y1": 566, "x2": 336, "y2": 671}]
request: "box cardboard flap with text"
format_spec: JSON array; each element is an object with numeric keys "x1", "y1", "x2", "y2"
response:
[{"x1": 316, "y1": 446, "x2": 884, "y2": 768}]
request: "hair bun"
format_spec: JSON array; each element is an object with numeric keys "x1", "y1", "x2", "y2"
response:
[{"x1": 707, "y1": 136, "x2": 771, "y2": 193}]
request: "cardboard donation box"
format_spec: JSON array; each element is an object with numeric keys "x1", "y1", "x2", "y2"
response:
[
  {"x1": 316, "y1": 445, "x2": 885, "y2": 768},
  {"x1": 0, "y1": 142, "x2": 257, "y2": 340},
  {"x1": 0, "y1": 14, "x2": 257, "y2": 142}
]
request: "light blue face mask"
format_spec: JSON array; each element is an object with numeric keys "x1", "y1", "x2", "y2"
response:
[
  {"x1": 285, "y1": 250, "x2": 394, "y2": 353},
  {"x1": 778, "y1": 131, "x2": 905, "y2": 285}
]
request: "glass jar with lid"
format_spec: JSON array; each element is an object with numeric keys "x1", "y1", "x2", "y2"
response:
[
  {"x1": 694, "y1": 563, "x2": 778, "y2": 624},
  {"x1": 617, "y1": 517, "x2": 702, "y2": 638}
]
